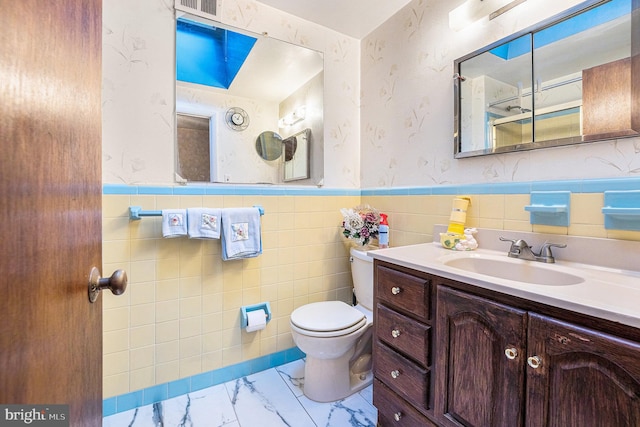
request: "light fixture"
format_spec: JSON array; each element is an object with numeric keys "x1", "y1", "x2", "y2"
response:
[
  {"x1": 449, "y1": 0, "x2": 527, "y2": 31},
  {"x1": 278, "y1": 106, "x2": 306, "y2": 128}
]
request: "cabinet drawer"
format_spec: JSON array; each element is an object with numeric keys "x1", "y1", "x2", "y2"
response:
[
  {"x1": 374, "y1": 379, "x2": 437, "y2": 427},
  {"x1": 377, "y1": 304, "x2": 430, "y2": 366},
  {"x1": 375, "y1": 342, "x2": 429, "y2": 412},
  {"x1": 377, "y1": 265, "x2": 430, "y2": 321}
]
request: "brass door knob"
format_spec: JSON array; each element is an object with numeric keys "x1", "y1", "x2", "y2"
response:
[{"x1": 88, "y1": 267, "x2": 128, "y2": 303}]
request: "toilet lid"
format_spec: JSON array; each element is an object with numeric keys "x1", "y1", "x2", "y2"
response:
[{"x1": 291, "y1": 301, "x2": 365, "y2": 332}]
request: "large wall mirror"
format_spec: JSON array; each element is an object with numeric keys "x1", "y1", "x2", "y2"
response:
[
  {"x1": 175, "y1": 12, "x2": 324, "y2": 184},
  {"x1": 454, "y1": 0, "x2": 639, "y2": 158}
]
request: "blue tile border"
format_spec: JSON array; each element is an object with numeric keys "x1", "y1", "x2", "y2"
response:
[
  {"x1": 103, "y1": 347, "x2": 305, "y2": 417},
  {"x1": 104, "y1": 177, "x2": 640, "y2": 197}
]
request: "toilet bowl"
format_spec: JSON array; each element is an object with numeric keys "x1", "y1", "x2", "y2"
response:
[{"x1": 290, "y1": 246, "x2": 374, "y2": 402}]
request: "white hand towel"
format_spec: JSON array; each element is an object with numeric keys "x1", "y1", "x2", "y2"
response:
[
  {"x1": 187, "y1": 208, "x2": 221, "y2": 239},
  {"x1": 220, "y1": 207, "x2": 262, "y2": 260},
  {"x1": 162, "y1": 209, "x2": 187, "y2": 238}
]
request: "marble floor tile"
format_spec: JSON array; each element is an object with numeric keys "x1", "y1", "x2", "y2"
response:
[
  {"x1": 103, "y1": 405, "x2": 157, "y2": 427},
  {"x1": 103, "y1": 384, "x2": 237, "y2": 427},
  {"x1": 275, "y1": 359, "x2": 305, "y2": 397},
  {"x1": 298, "y1": 388, "x2": 377, "y2": 427},
  {"x1": 104, "y1": 363, "x2": 378, "y2": 427},
  {"x1": 225, "y1": 368, "x2": 316, "y2": 427}
]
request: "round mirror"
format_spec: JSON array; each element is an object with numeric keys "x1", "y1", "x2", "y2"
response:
[{"x1": 255, "y1": 131, "x2": 283, "y2": 161}]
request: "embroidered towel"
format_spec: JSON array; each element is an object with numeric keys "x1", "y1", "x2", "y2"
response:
[
  {"x1": 161, "y1": 209, "x2": 187, "y2": 238},
  {"x1": 187, "y1": 208, "x2": 221, "y2": 239},
  {"x1": 220, "y1": 207, "x2": 262, "y2": 260}
]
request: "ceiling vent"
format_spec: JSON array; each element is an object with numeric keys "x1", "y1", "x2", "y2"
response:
[{"x1": 175, "y1": 0, "x2": 222, "y2": 21}]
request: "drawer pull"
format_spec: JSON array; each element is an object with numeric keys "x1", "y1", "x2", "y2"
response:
[
  {"x1": 391, "y1": 286, "x2": 401, "y2": 295},
  {"x1": 527, "y1": 355, "x2": 542, "y2": 369},
  {"x1": 504, "y1": 347, "x2": 518, "y2": 360},
  {"x1": 394, "y1": 412, "x2": 402, "y2": 421},
  {"x1": 390, "y1": 369, "x2": 400, "y2": 379},
  {"x1": 391, "y1": 329, "x2": 401, "y2": 338}
]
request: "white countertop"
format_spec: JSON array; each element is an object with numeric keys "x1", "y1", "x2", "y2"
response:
[{"x1": 369, "y1": 242, "x2": 640, "y2": 329}]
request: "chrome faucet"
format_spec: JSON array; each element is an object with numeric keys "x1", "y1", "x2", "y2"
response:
[{"x1": 499, "y1": 237, "x2": 566, "y2": 263}]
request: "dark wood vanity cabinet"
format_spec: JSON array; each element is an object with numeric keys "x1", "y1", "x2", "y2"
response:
[
  {"x1": 525, "y1": 313, "x2": 640, "y2": 426},
  {"x1": 373, "y1": 261, "x2": 640, "y2": 427},
  {"x1": 436, "y1": 286, "x2": 640, "y2": 427},
  {"x1": 435, "y1": 286, "x2": 527, "y2": 426},
  {"x1": 373, "y1": 264, "x2": 435, "y2": 426}
]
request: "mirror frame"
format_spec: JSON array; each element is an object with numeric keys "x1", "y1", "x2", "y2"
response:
[{"x1": 453, "y1": 0, "x2": 638, "y2": 158}]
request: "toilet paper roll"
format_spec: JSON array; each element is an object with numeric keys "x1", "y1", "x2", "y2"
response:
[{"x1": 246, "y1": 309, "x2": 267, "y2": 332}]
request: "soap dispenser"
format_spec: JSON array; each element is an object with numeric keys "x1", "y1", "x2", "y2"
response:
[{"x1": 379, "y1": 213, "x2": 389, "y2": 248}]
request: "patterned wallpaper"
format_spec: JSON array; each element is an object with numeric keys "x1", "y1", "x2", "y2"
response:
[
  {"x1": 103, "y1": 0, "x2": 640, "y2": 190},
  {"x1": 360, "y1": 0, "x2": 640, "y2": 188},
  {"x1": 103, "y1": 0, "x2": 360, "y2": 187}
]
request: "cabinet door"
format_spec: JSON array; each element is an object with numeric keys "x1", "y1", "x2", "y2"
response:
[
  {"x1": 436, "y1": 286, "x2": 527, "y2": 427},
  {"x1": 526, "y1": 313, "x2": 640, "y2": 427}
]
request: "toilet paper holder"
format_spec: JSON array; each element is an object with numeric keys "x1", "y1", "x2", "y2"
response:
[{"x1": 241, "y1": 302, "x2": 272, "y2": 329}]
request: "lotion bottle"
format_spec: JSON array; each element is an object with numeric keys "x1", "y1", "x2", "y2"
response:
[{"x1": 379, "y1": 213, "x2": 389, "y2": 248}]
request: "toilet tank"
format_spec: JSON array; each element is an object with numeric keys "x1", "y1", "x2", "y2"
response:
[{"x1": 350, "y1": 247, "x2": 374, "y2": 311}]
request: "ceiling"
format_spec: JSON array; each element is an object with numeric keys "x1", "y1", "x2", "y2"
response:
[{"x1": 254, "y1": 0, "x2": 413, "y2": 39}]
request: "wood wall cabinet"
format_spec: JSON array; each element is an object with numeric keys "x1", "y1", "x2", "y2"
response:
[
  {"x1": 373, "y1": 260, "x2": 640, "y2": 427},
  {"x1": 582, "y1": 57, "x2": 639, "y2": 140}
]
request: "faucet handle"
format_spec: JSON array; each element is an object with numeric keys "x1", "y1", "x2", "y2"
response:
[
  {"x1": 500, "y1": 237, "x2": 530, "y2": 256},
  {"x1": 539, "y1": 242, "x2": 566, "y2": 259}
]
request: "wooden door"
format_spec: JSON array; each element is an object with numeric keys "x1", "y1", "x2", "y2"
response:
[
  {"x1": 526, "y1": 313, "x2": 640, "y2": 427},
  {"x1": 0, "y1": 1, "x2": 104, "y2": 426},
  {"x1": 435, "y1": 286, "x2": 527, "y2": 427}
]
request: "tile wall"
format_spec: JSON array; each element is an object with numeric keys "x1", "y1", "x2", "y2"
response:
[
  {"x1": 103, "y1": 180, "x2": 640, "y2": 401},
  {"x1": 102, "y1": 192, "x2": 360, "y2": 398},
  {"x1": 361, "y1": 192, "x2": 640, "y2": 248}
]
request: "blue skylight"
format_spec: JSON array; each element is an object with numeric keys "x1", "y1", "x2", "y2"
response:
[
  {"x1": 176, "y1": 19, "x2": 257, "y2": 89},
  {"x1": 490, "y1": 0, "x2": 629, "y2": 60}
]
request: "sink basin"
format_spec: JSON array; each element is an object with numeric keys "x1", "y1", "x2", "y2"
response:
[{"x1": 441, "y1": 254, "x2": 585, "y2": 286}]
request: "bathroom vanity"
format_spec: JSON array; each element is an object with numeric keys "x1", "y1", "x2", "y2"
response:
[{"x1": 370, "y1": 235, "x2": 640, "y2": 426}]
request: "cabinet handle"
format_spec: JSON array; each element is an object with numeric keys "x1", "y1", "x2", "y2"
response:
[
  {"x1": 391, "y1": 329, "x2": 401, "y2": 338},
  {"x1": 394, "y1": 412, "x2": 402, "y2": 421},
  {"x1": 390, "y1": 369, "x2": 400, "y2": 379},
  {"x1": 504, "y1": 347, "x2": 518, "y2": 360},
  {"x1": 391, "y1": 286, "x2": 401, "y2": 295},
  {"x1": 527, "y1": 355, "x2": 542, "y2": 369}
]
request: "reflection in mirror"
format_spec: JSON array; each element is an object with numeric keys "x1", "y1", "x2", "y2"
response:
[
  {"x1": 176, "y1": 113, "x2": 212, "y2": 182},
  {"x1": 534, "y1": 0, "x2": 632, "y2": 142},
  {"x1": 175, "y1": 13, "x2": 324, "y2": 184},
  {"x1": 284, "y1": 129, "x2": 310, "y2": 181},
  {"x1": 455, "y1": 0, "x2": 638, "y2": 158},
  {"x1": 255, "y1": 131, "x2": 283, "y2": 161},
  {"x1": 459, "y1": 34, "x2": 532, "y2": 153}
]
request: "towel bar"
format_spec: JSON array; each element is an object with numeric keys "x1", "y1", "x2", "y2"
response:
[{"x1": 129, "y1": 205, "x2": 264, "y2": 220}]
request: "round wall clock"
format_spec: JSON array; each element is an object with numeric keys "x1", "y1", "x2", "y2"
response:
[{"x1": 225, "y1": 107, "x2": 250, "y2": 131}]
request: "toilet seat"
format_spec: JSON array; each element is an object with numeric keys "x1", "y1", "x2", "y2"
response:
[{"x1": 291, "y1": 301, "x2": 367, "y2": 338}]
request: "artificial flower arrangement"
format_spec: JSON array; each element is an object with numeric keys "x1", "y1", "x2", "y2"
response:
[{"x1": 340, "y1": 204, "x2": 381, "y2": 246}]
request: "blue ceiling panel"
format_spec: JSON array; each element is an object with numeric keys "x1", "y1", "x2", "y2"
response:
[{"x1": 176, "y1": 19, "x2": 257, "y2": 89}]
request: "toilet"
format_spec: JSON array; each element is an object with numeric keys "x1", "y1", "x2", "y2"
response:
[{"x1": 290, "y1": 246, "x2": 374, "y2": 402}]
